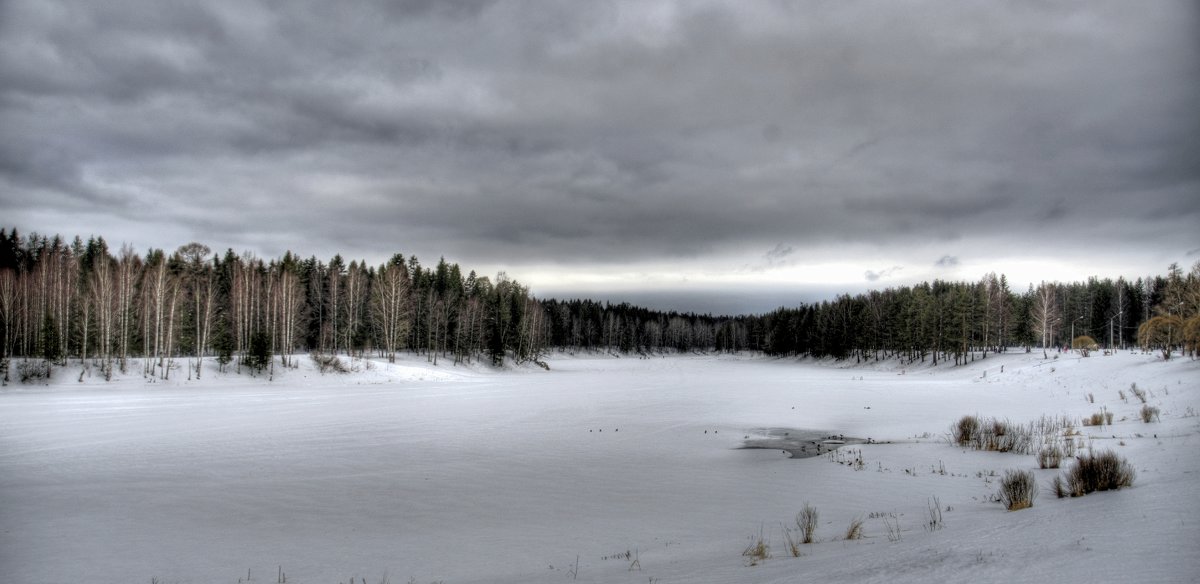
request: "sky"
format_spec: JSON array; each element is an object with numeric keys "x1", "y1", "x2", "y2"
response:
[{"x1": 2, "y1": 1, "x2": 1198, "y2": 315}]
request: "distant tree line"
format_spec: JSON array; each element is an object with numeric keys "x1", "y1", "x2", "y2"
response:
[
  {"x1": 754, "y1": 268, "x2": 1198, "y2": 364},
  {"x1": 544, "y1": 266, "x2": 1198, "y2": 364},
  {"x1": 0, "y1": 228, "x2": 1197, "y2": 383}
]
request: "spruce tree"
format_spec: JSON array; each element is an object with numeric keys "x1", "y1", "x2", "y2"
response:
[{"x1": 246, "y1": 330, "x2": 271, "y2": 372}]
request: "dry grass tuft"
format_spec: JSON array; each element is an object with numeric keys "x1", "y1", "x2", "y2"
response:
[
  {"x1": 1037, "y1": 445, "x2": 1063, "y2": 469},
  {"x1": 950, "y1": 414, "x2": 1072, "y2": 455},
  {"x1": 999, "y1": 470, "x2": 1038, "y2": 511},
  {"x1": 952, "y1": 415, "x2": 981, "y2": 446},
  {"x1": 1055, "y1": 450, "x2": 1135, "y2": 498},
  {"x1": 743, "y1": 526, "x2": 771, "y2": 565},
  {"x1": 797, "y1": 503, "x2": 819, "y2": 544},
  {"x1": 844, "y1": 515, "x2": 865, "y2": 540}
]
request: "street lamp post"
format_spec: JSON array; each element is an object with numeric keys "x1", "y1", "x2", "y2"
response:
[
  {"x1": 1071, "y1": 315, "x2": 1085, "y2": 351},
  {"x1": 1109, "y1": 311, "x2": 1123, "y2": 353}
]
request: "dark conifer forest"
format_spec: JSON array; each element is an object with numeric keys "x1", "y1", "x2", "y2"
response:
[{"x1": 0, "y1": 228, "x2": 1196, "y2": 382}]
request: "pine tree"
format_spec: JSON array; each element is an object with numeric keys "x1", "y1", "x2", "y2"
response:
[{"x1": 246, "y1": 330, "x2": 271, "y2": 372}]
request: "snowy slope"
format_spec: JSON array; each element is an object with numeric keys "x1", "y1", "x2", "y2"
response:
[{"x1": 1, "y1": 351, "x2": 1197, "y2": 584}]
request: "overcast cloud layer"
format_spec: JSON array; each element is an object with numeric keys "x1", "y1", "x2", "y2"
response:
[{"x1": 2, "y1": 1, "x2": 1198, "y2": 313}]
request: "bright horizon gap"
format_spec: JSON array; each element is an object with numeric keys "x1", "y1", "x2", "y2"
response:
[{"x1": 4, "y1": 224, "x2": 1187, "y2": 316}]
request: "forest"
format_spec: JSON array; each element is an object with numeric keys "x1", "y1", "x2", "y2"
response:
[{"x1": 0, "y1": 228, "x2": 1197, "y2": 382}]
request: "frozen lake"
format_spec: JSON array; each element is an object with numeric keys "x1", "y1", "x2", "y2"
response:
[{"x1": 2, "y1": 352, "x2": 1198, "y2": 583}]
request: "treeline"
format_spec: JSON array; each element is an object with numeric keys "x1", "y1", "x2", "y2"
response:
[
  {"x1": 0, "y1": 229, "x2": 547, "y2": 380},
  {"x1": 0, "y1": 228, "x2": 1197, "y2": 383},
  {"x1": 756, "y1": 269, "x2": 1198, "y2": 363},
  {"x1": 543, "y1": 267, "x2": 1198, "y2": 363}
]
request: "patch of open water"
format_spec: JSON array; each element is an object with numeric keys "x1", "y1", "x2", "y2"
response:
[{"x1": 738, "y1": 427, "x2": 878, "y2": 459}]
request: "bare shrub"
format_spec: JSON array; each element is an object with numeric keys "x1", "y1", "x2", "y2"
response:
[
  {"x1": 881, "y1": 513, "x2": 902, "y2": 542},
  {"x1": 311, "y1": 351, "x2": 349, "y2": 374},
  {"x1": 1130, "y1": 383, "x2": 1147, "y2": 404},
  {"x1": 18, "y1": 360, "x2": 51, "y2": 382},
  {"x1": 1034, "y1": 414, "x2": 1072, "y2": 435},
  {"x1": 1058, "y1": 450, "x2": 1135, "y2": 497},
  {"x1": 797, "y1": 503, "x2": 819, "y2": 544},
  {"x1": 1037, "y1": 445, "x2": 1063, "y2": 469},
  {"x1": 999, "y1": 470, "x2": 1038, "y2": 511},
  {"x1": 1140, "y1": 405, "x2": 1161, "y2": 423},
  {"x1": 926, "y1": 496, "x2": 944, "y2": 531}
]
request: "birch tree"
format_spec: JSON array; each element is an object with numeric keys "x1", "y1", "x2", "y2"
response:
[
  {"x1": 274, "y1": 256, "x2": 305, "y2": 367},
  {"x1": 229, "y1": 253, "x2": 262, "y2": 371},
  {"x1": 115, "y1": 245, "x2": 139, "y2": 370},
  {"x1": 0, "y1": 268, "x2": 15, "y2": 381},
  {"x1": 87, "y1": 249, "x2": 116, "y2": 374},
  {"x1": 177, "y1": 243, "x2": 214, "y2": 378},
  {"x1": 343, "y1": 260, "x2": 368, "y2": 355},
  {"x1": 371, "y1": 255, "x2": 411, "y2": 363},
  {"x1": 141, "y1": 249, "x2": 181, "y2": 379},
  {"x1": 326, "y1": 255, "x2": 344, "y2": 354},
  {"x1": 1032, "y1": 282, "x2": 1061, "y2": 350}
]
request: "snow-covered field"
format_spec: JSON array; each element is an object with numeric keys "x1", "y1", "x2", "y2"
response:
[{"x1": 2, "y1": 351, "x2": 1198, "y2": 584}]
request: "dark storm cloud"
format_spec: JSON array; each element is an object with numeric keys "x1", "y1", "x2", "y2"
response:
[
  {"x1": 936, "y1": 255, "x2": 960, "y2": 268},
  {"x1": 765, "y1": 244, "x2": 795, "y2": 263},
  {"x1": 2, "y1": 0, "x2": 1198, "y2": 288},
  {"x1": 864, "y1": 266, "x2": 902, "y2": 282}
]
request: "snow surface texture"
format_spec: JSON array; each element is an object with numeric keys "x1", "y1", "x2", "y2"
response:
[{"x1": 1, "y1": 351, "x2": 1198, "y2": 584}]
